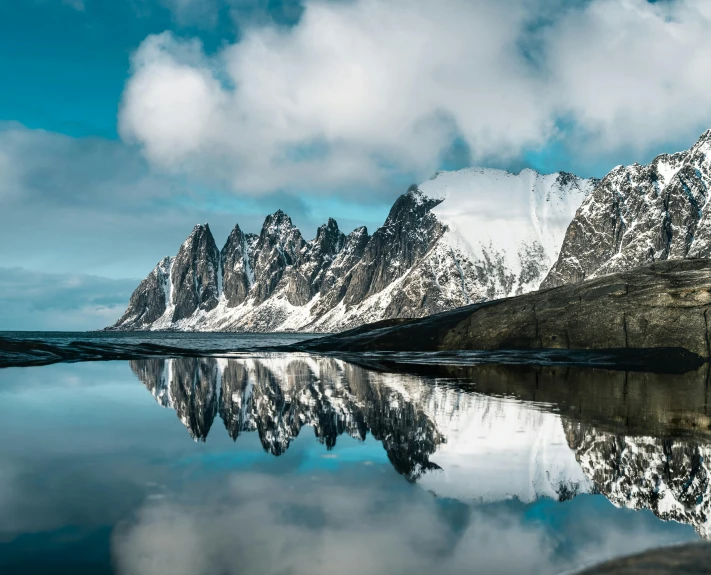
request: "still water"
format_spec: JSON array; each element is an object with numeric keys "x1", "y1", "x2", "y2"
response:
[{"x1": 0, "y1": 353, "x2": 708, "y2": 574}]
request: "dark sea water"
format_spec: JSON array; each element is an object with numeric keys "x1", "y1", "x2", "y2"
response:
[
  {"x1": 0, "y1": 334, "x2": 708, "y2": 574},
  {"x1": 0, "y1": 330, "x2": 318, "y2": 352}
]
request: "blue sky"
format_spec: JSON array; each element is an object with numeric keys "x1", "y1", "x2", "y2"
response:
[{"x1": 2, "y1": 0, "x2": 711, "y2": 329}]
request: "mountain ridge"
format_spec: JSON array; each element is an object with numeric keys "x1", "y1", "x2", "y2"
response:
[{"x1": 110, "y1": 167, "x2": 596, "y2": 332}]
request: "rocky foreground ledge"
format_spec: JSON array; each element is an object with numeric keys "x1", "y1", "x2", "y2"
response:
[
  {"x1": 295, "y1": 258, "x2": 711, "y2": 358},
  {"x1": 579, "y1": 542, "x2": 711, "y2": 574}
]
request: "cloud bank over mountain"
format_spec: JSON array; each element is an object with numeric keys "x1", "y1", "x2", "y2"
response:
[{"x1": 119, "y1": 0, "x2": 711, "y2": 194}]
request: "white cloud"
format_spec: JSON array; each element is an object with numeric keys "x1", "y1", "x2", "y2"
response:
[
  {"x1": 118, "y1": 0, "x2": 711, "y2": 195},
  {"x1": 119, "y1": 35, "x2": 227, "y2": 166},
  {"x1": 546, "y1": 0, "x2": 711, "y2": 155},
  {"x1": 119, "y1": 0, "x2": 551, "y2": 194}
]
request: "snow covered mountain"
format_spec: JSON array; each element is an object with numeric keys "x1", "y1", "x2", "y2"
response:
[
  {"x1": 111, "y1": 168, "x2": 595, "y2": 332},
  {"x1": 543, "y1": 130, "x2": 711, "y2": 288}
]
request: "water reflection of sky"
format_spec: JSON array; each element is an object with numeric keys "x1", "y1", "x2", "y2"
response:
[{"x1": 0, "y1": 360, "x2": 700, "y2": 575}]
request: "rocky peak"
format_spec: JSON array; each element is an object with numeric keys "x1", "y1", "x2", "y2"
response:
[
  {"x1": 310, "y1": 225, "x2": 371, "y2": 315},
  {"x1": 384, "y1": 186, "x2": 443, "y2": 227},
  {"x1": 557, "y1": 171, "x2": 598, "y2": 189},
  {"x1": 157, "y1": 255, "x2": 172, "y2": 274},
  {"x1": 691, "y1": 128, "x2": 711, "y2": 150},
  {"x1": 223, "y1": 223, "x2": 244, "y2": 247},
  {"x1": 221, "y1": 223, "x2": 255, "y2": 308},
  {"x1": 277, "y1": 219, "x2": 347, "y2": 308},
  {"x1": 312, "y1": 218, "x2": 345, "y2": 257},
  {"x1": 111, "y1": 256, "x2": 173, "y2": 329},
  {"x1": 261, "y1": 209, "x2": 296, "y2": 237},
  {"x1": 250, "y1": 210, "x2": 307, "y2": 304},
  {"x1": 170, "y1": 223, "x2": 220, "y2": 322},
  {"x1": 258, "y1": 210, "x2": 304, "y2": 258},
  {"x1": 111, "y1": 164, "x2": 596, "y2": 332},
  {"x1": 340, "y1": 226, "x2": 370, "y2": 263},
  {"x1": 344, "y1": 188, "x2": 445, "y2": 306}
]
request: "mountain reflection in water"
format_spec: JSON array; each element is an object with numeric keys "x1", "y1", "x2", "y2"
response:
[{"x1": 130, "y1": 354, "x2": 711, "y2": 538}]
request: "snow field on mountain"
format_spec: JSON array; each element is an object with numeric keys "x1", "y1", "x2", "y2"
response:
[{"x1": 421, "y1": 167, "x2": 595, "y2": 297}]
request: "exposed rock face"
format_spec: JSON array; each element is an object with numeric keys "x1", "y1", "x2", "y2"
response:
[
  {"x1": 110, "y1": 168, "x2": 595, "y2": 332},
  {"x1": 220, "y1": 224, "x2": 256, "y2": 308},
  {"x1": 311, "y1": 225, "x2": 370, "y2": 316},
  {"x1": 280, "y1": 217, "x2": 346, "y2": 307},
  {"x1": 344, "y1": 189, "x2": 444, "y2": 305},
  {"x1": 170, "y1": 224, "x2": 221, "y2": 322},
  {"x1": 306, "y1": 218, "x2": 347, "y2": 292},
  {"x1": 543, "y1": 130, "x2": 711, "y2": 288},
  {"x1": 113, "y1": 256, "x2": 172, "y2": 328},
  {"x1": 250, "y1": 210, "x2": 307, "y2": 304},
  {"x1": 301, "y1": 258, "x2": 711, "y2": 359}
]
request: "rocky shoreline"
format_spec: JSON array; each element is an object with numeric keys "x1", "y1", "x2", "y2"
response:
[{"x1": 296, "y1": 258, "x2": 711, "y2": 359}]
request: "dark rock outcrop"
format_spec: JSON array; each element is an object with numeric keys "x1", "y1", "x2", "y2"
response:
[
  {"x1": 300, "y1": 258, "x2": 711, "y2": 359},
  {"x1": 250, "y1": 210, "x2": 307, "y2": 304},
  {"x1": 344, "y1": 190, "x2": 444, "y2": 305},
  {"x1": 311, "y1": 225, "x2": 370, "y2": 315},
  {"x1": 280, "y1": 217, "x2": 347, "y2": 307}
]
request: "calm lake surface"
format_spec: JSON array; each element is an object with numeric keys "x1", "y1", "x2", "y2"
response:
[{"x1": 0, "y1": 335, "x2": 709, "y2": 574}]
